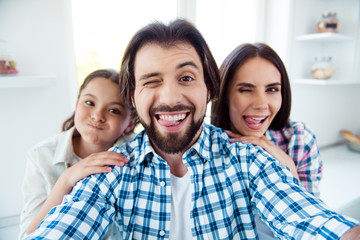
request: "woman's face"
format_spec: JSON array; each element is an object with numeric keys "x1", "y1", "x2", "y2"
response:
[{"x1": 226, "y1": 57, "x2": 282, "y2": 137}]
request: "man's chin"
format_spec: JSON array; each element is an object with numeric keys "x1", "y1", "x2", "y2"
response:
[{"x1": 140, "y1": 117, "x2": 203, "y2": 155}]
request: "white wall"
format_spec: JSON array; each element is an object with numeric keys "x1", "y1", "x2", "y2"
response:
[
  {"x1": 0, "y1": 0, "x2": 77, "y2": 227},
  {"x1": 265, "y1": 0, "x2": 360, "y2": 148}
]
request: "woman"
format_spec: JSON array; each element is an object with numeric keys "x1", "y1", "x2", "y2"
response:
[{"x1": 211, "y1": 43, "x2": 323, "y2": 239}]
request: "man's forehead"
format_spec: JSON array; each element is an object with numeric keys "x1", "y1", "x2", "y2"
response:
[{"x1": 134, "y1": 42, "x2": 203, "y2": 75}]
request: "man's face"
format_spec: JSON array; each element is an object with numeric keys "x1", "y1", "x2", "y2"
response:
[{"x1": 133, "y1": 42, "x2": 209, "y2": 154}]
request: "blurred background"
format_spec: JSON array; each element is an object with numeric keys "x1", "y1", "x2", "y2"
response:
[{"x1": 1, "y1": 0, "x2": 359, "y2": 238}]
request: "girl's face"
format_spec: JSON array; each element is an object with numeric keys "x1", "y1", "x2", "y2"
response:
[
  {"x1": 226, "y1": 57, "x2": 282, "y2": 137},
  {"x1": 74, "y1": 77, "x2": 134, "y2": 148}
]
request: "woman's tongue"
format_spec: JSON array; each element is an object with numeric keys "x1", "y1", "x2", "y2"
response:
[{"x1": 244, "y1": 116, "x2": 265, "y2": 125}]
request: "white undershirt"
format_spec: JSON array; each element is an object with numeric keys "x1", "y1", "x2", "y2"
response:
[{"x1": 169, "y1": 171, "x2": 193, "y2": 239}]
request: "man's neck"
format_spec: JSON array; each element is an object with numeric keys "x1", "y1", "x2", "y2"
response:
[{"x1": 152, "y1": 146, "x2": 188, "y2": 177}]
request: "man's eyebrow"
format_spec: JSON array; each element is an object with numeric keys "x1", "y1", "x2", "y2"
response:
[
  {"x1": 138, "y1": 72, "x2": 161, "y2": 81},
  {"x1": 177, "y1": 61, "x2": 199, "y2": 70}
]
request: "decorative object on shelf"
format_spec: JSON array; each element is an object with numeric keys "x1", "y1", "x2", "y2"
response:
[
  {"x1": 0, "y1": 39, "x2": 19, "y2": 75},
  {"x1": 316, "y1": 12, "x2": 340, "y2": 33},
  {"x1": 311, "y1": 56, "x2": 334, "y2": 79},
  {"x1": 341, "y1": 130, "x2": 360, "y2": 153}
]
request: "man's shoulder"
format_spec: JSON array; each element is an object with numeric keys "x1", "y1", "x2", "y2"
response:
[{"x1": 110, "y1": 131, "x2": 147, "y2": 167}]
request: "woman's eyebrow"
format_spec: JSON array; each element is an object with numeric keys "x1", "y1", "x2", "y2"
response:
[{"x1": 235, "y1": 82, "x2": 254, "y2": 88}]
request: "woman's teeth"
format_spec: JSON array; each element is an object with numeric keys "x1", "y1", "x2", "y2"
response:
[{"x1": 251, "y1": 117, "x2": 266, "y2": 121}]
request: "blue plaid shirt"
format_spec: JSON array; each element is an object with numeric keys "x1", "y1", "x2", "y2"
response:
[{"x1": 27, "y1": 124, "x2": 358, "y2": 239}]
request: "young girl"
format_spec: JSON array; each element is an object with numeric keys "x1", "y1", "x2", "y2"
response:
[
  {"x1": 211, "y1": 43, "x2": 323, "y2": 239},
  {"x1": 19, "y1": 69, "x2": 137, "y2": 240}
]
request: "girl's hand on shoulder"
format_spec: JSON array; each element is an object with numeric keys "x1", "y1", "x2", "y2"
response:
[
  {"x1": 60, "y1": 151, "x2": 129, "y2": 189},
  {"x1": 226, "y1": 130, "x2": 299, "y2": 180}
]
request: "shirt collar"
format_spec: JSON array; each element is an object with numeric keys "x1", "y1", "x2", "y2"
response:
[{"x1": 52, "y1": 126, "x2": 77, "y2": 165}]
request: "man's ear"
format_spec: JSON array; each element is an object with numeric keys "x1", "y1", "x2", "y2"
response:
[{"x1": 131, "y1": 95, "x2": 135, "y2": 108}]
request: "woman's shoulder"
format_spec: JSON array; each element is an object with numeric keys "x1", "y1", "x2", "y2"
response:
[{"x1": 269, "y1": 120, "x2": 313, "y2": 135}]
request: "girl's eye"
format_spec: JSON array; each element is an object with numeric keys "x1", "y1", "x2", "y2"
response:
[
  {"x1": 109, "y1": 108, "x2": 121, "y2": 115},
  {"x1": 180, "y1": 76, "x2": 194, "y2": 82},
  {"x1": 85, "y1": 100, "x2": 94, "y2": 106}
]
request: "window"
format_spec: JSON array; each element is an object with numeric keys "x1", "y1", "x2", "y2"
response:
[{"x1": 71, "y1": 0, "x2": 177, "y2": 86}]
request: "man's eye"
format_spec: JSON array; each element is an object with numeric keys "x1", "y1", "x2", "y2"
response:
[
  {"x1": 143, "y1": 80, "x2": 160, "y2": 86},
  {"x1": 180, "y1": 76, "x2": 194, "y2": 82}
]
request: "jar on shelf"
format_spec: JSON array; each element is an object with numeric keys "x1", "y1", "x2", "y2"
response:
[
  {"x1": 311, "y1": 56, "x2": 334, "y2": 79},
  {"x1": 0, "y1": 39, "x2": 18, "y2": 75},
  {"x1": 316, "y1": 12, "x2": 340, "y2": 33}
]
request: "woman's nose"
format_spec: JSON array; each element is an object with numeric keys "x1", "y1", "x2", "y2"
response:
[{"x1": 252, "y1": 93, "x2": 268, "y2": 110}]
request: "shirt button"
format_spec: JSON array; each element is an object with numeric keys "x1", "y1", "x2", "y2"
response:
[
  {"x1": 160, "y1": 181, "x2": 166, "y2": 187},
  {"x1": 159, "y1": 230, "x2": 165, "y2": 236}
]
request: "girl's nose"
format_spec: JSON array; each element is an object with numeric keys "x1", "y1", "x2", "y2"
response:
[{"x1": 91, "y1": 109, "x2": 105, "y2": 122}]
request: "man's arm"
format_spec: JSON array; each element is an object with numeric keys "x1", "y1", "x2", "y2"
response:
[
  {"x1": 246, "y1": 145, "x2": 359, "y2": 239},
  {"x1": 25, "y1": 172, "x2": 116, "y2": 239}
]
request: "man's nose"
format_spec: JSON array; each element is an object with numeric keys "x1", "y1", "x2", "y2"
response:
[{"x1": 158, "y1": 81, "x2": 182, "y2": 106}]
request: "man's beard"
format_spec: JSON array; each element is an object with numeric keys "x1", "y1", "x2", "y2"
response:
[{"x1": 138, "y1": 104, "x2": 204, "y2": 154}]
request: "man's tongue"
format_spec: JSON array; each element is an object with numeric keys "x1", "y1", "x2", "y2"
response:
[{"x1": 158, "y1": 118, "x2": 180, "y2": 127}]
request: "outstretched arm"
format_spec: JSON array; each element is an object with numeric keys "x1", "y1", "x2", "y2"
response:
[{"x1": 26, "y1": 151, "x2": 128, "y2": 235}]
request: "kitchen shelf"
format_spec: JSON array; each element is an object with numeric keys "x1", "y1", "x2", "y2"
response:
[
  {"x1": 292, "y1": 78, "x2": 360, "y2": 86},
  {"x1": 0, "y1": 75, "x2": 56, "y2": 88},
  {"x1": 292, "y1": 78, "x2": 360, "y2": 85},
  {"x1": 296, "y1": 32, "x2": 353, "y2": 42}
]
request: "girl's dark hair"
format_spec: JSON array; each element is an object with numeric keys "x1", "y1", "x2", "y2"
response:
[
  {"x1": 211, "y1": 42, "x2": 291, "y2": 131},
  {"x1": 118, "y1": 19, "x2": 220, "y2": 109},
  {"x1": 62, "y1": 69, "x2": 137, "y2": 131}
]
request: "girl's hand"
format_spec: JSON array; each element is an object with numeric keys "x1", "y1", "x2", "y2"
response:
[
  {"x1": 226, "y1": 130, "x2": 300, "y2": 180},
  {"x1": 60, "y1": 151, "x2": 129, "y2": 190}
]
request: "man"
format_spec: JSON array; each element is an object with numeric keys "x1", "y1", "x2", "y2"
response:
[{"x1": 27, "y1": 19, "x2": 359, "y2": 239}]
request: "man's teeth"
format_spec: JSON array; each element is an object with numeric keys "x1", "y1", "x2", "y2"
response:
[{"x1": 159, "y1": 113, "x2": 186, "y2": 121}]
